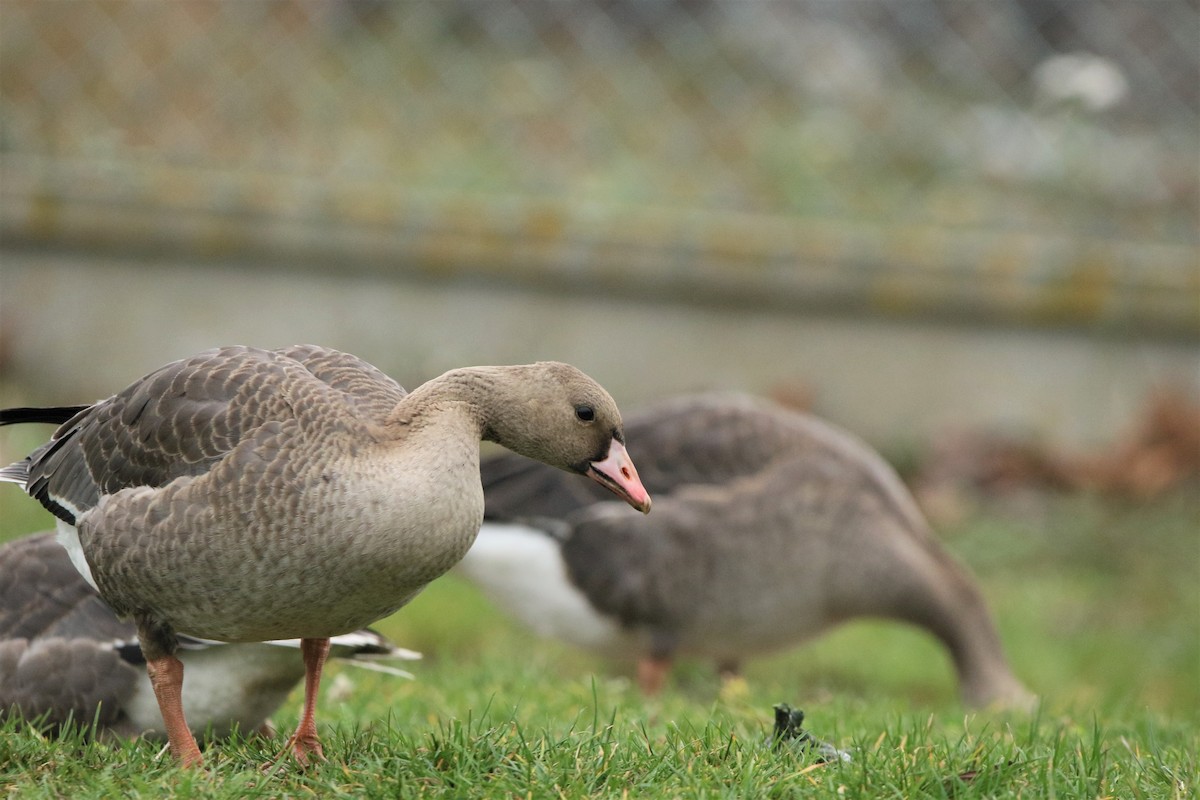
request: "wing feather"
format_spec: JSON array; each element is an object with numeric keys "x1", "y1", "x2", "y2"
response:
[{"x1": 4, "y1": 345, "x2": 407, "y2": 523}]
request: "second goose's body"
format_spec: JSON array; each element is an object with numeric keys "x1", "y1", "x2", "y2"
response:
[{"x1": 463, "y1": 393, "x2": 1033, "y2": 709}]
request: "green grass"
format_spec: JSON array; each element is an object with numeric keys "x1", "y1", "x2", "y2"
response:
[
  {"x1": 1, "y1": 668, "x2": 1195, "y2": 798},
  {"x1": 0, "y1": 421, "x2": 1196, "y2": 798}
]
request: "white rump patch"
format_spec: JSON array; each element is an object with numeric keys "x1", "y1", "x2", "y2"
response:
[
  {"x1": 56, "y1": 519, "x2": 99, "y2": 591},
  {"x1": 457, "y1": 522, "x2": 628, "y2": 653}
]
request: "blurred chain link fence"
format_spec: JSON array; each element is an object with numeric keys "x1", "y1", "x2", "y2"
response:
[{"x1": 1, "y1": 0, "x2": 1196, "y2": 335}]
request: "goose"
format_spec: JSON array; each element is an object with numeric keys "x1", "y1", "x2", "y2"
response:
[
  {"x1": 0, "y1": 530, "x2": 420, "y2": 742},
  {"x1": 459, "y1": 392, "x2": 1034, "y2": 709},
  {"x1": 0, "y1": 344, "x2": 651, "y2": 767}
]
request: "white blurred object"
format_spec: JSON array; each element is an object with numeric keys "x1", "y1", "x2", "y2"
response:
[
  {"x1": 1033, "y1": 52, "x2": 1129, "y2": 111},
  {"x1": 327, "y1": 673, "x2": 357, "y2": 704}
]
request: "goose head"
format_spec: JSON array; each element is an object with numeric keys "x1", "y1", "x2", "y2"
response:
[{"x1": 478, "y1": 362, "x2": 652, "y2": 514}]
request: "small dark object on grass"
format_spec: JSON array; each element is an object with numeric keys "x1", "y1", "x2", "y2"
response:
[
  {"x1": 771, "y1": 703, "x2": 809, "y2": 745},
  {"x1": 770, "y1": 703, "x2": 852, "y2": 763}
]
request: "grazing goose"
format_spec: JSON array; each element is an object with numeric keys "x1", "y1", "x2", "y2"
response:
[
  {"x1": 460, "y1": 393, "x2": 1034, "y2": 709},
  {"x1": 0, "y1": 531, "x2": 419, "y2": 741},
  {"x1": 0, "y1": 344, "x2": 651, "y2": 768}
]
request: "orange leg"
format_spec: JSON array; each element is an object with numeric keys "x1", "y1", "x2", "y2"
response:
[
  {"x1": 282, "y1": 637, "x2": 331, "y2": 767},
  {"x1": 146, "y1": 655, "x2": 203, "y2": 768},
  {"x1": 636, "y1": 655, "x2": 673, "y2": 695}
]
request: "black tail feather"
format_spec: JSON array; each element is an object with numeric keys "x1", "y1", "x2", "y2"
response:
[{"x1": 0, "y1": 406, "x2": 90, "y2": 427}]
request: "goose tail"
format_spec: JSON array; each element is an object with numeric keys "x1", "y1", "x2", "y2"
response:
[{"x1": 0, "y1": 406, "x2": 91, "y2": 427}]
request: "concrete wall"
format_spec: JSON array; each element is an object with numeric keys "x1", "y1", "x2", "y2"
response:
[{"x1": 3, "y1": 249, "x2": 1196, "y2": 450}]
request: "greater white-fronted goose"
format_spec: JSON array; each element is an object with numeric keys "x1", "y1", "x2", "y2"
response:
[
  {"x1": 460, "y1": 393, "x2": 1034, "y2": 709},
  {"x1": 0, "y1": 344, "x2": 651, "y2": 767},
  {"x1": 0, "y1": 531, "x2": 418, "y2": 742}
]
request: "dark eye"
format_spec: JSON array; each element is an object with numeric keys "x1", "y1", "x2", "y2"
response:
[{"x1": 575, "y1": 405, "x2": 595, "y2": 422}]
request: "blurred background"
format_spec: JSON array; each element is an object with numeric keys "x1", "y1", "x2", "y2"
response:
[
  {"x1": 0, "y1": 0, "x2": 1197, "y2": 714},
  {"x1": 1, "y1": 0, "x2": 1197, "y2": 448}
]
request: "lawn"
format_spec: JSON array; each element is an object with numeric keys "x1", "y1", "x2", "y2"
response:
[{"x1": 0, "y1": 417, "x2": 1196, "y2": 797}]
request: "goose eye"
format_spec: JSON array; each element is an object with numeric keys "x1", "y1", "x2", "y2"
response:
[{"x1": 575, "y1": 405, "x2": 595, "y2": 422}]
